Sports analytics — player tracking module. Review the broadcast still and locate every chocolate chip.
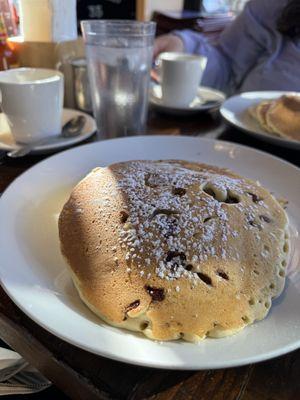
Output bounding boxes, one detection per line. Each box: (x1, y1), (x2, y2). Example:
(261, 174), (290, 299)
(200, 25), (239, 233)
(120, 211), (129, 223)
(140, 321), (149, 330)
(248, 219), (262, 230)
(151, 211), (180, 238)
(203, 187), (215, 197)
(145, 173), (166, 188)
(165, 251), (190, 272)
(217, 270), (229, 280)
(170, 262), (179, 272)
(164, 217), (179, 238)
(145, 173), (157, 188)
(197, 272), (212, 286)
(166, 251), (186, 262)
(172, 187), (186, 196)
(259, 215), (272, 223)
(125, 300), (140, 313)
(247, 192), (263, 203)
(225, 195), (239, 204)
(185, 264), (193, 271)
(145, 286), (165, 301)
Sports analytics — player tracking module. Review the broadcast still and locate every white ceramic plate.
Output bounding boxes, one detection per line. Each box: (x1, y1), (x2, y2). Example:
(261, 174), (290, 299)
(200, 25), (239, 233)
(0, 108), (96, 154)
(150, 84), (226, 115)
(220, 91), (300, 150)
(0, 136), (299, 370)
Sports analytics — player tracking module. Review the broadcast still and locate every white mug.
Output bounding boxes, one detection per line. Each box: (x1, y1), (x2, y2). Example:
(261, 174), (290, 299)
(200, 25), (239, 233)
(0, 68), (64, 144)
(158, 52), (207, 108)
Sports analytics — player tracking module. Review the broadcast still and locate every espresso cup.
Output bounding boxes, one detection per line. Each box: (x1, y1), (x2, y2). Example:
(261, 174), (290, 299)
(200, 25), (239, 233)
(0, 68), (64, 144)
(159, 52), (207, 108)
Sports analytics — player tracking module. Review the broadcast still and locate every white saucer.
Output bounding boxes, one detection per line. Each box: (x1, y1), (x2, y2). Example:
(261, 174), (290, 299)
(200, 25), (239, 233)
(150, 84), (226, 115)
(220, 91), (300, 150)
(0, 108), (97, 154)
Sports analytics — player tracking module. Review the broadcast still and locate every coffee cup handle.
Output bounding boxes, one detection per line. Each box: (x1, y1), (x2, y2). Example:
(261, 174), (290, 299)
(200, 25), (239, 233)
(0, 89), (8, 117)
(0, 89), (13, 131)
(151, 57), (162, 84)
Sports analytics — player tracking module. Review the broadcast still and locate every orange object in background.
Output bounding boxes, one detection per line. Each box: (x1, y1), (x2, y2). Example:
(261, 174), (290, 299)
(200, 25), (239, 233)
(0, 0), (19, 70)
(0, 15), (18, 70)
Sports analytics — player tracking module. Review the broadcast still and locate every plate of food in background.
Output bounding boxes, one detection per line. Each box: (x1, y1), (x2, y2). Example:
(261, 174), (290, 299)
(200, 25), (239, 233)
(220, 91), (300, 149)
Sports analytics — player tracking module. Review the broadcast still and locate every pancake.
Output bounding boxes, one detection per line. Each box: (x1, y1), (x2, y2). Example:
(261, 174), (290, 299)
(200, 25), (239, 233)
(249, 94), (300, 141)
(58, 160), (289, 342)
(265, 94), (300, 140)
(248, 101), (275, 133)
(256, 101), (276, 132)
(248, 104), (259, 121)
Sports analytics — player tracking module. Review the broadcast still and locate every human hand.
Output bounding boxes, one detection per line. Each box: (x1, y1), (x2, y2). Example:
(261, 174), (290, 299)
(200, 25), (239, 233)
(153, 34), (184, 59)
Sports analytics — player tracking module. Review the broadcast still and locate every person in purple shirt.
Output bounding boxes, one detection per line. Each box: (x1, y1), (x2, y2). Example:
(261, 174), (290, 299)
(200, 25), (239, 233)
(154, 0), (300, 94)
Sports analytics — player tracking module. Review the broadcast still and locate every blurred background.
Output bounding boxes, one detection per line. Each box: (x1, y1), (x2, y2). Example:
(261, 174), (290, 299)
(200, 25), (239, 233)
(0, 0), (249, 109)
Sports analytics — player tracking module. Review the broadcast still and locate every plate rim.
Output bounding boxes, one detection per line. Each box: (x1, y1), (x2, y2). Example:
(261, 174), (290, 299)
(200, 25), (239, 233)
(3, 135), (299, 187)
(220, 91), (300, 148)
(1, 135), (300, 370)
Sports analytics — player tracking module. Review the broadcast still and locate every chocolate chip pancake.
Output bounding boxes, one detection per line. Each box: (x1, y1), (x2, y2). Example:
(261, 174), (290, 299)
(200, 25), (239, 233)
(58, 160), (289, 342)
(249, 94), (300, 141)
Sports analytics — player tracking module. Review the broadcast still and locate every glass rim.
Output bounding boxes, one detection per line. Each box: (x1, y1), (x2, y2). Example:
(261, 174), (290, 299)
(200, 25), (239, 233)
(81, 20), (156, 37)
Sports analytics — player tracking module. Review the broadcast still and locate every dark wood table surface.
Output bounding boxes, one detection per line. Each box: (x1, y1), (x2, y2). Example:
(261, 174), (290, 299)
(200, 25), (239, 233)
(0, 109), (299, 400)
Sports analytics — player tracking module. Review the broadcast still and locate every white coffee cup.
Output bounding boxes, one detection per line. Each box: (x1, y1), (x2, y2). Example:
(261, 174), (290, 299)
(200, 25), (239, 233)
(158, 52), (207, 108)
(0, 68), (64, 144)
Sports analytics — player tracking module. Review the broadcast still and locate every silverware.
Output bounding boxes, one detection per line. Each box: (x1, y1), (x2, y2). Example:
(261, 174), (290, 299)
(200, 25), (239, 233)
(0, 358), (28, 383)
(7, 115), (86, 158)
(0, 347), (51, 396)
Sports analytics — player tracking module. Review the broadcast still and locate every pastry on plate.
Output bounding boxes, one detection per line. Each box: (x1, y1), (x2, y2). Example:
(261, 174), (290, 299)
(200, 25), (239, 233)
(249, 100), (274, 132)
(59, 160), (289, 342)
(249, 93), (300, 141)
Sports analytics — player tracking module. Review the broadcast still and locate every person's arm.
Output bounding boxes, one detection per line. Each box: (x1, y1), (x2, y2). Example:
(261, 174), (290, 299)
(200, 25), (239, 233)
(173, 0), (273, 93)
(173, 30), (233, 93)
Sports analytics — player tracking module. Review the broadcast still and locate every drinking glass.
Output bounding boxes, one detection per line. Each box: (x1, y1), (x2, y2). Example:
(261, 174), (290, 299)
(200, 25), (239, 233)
(81, 20), (156, 138)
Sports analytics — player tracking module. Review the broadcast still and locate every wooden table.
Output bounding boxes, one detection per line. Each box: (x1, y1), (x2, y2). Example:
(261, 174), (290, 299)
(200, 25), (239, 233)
(0, 110), (299, 400)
